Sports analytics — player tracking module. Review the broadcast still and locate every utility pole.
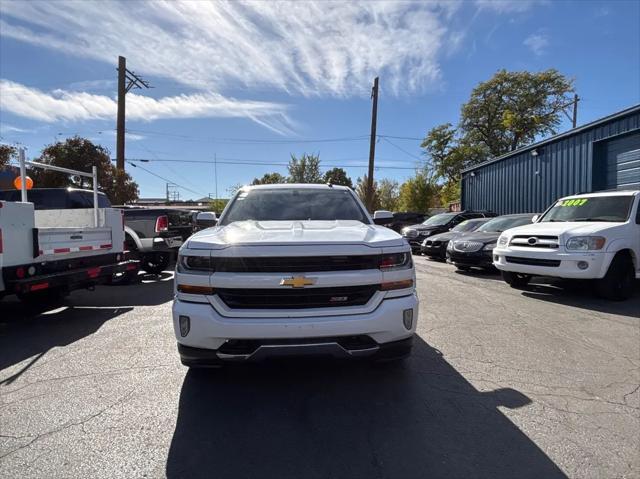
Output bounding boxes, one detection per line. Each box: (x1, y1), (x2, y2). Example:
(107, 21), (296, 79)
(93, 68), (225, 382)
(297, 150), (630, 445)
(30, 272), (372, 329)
(214, 153), (218, 201)
(572, 93), (580, 129)
(366, 77), (379, 212)
(116, 55), (151, 171)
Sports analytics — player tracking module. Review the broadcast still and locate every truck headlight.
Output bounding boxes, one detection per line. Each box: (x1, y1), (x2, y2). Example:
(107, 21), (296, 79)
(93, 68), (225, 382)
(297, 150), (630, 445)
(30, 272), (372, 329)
(179, 255), (214, 271)
(379, 252), (411, 269)
(497, 235), (508, 247)
(483, 243), (497, 251)
(565, 236), (606, 251)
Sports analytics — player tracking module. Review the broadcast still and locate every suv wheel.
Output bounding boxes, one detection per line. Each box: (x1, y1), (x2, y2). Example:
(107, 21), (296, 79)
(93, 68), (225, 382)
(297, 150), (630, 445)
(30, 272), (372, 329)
(501, 271), (531, 289)
(596, 255), (635, 301)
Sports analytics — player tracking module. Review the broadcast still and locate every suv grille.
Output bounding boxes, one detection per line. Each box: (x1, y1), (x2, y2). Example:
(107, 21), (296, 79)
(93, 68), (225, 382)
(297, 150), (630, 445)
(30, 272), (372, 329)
(213, 255), (379, 272)
(216, 285), (378, 309)
(506, 256), (561, 267)
(510, 235), (559, 249)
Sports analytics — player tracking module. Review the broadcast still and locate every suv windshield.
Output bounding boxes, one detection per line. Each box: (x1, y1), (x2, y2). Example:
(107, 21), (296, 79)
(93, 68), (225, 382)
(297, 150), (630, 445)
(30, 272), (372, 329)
(540, 195), (635, 223)
(421, 213), (456, 226)
(219, 188), (368, 225)
(477, 215), (533, 233)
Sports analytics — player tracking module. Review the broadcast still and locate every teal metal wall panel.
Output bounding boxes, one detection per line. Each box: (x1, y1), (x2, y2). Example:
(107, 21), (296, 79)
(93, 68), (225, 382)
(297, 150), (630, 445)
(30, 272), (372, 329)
(462, 106), (640, 214)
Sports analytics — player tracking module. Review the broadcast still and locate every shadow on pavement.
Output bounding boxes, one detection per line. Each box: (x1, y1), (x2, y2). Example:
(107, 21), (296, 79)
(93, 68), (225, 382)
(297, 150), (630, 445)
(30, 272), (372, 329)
(0, 304), (132, 384)
(453, 268), (503, 281)
(521, 280), (640, 318)
(166, 336), (566, 479)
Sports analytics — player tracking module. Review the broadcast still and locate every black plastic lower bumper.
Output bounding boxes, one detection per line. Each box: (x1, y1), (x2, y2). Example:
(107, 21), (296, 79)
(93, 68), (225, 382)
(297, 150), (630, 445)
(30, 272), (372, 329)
(178, 335), (413, 367)
(447, 250), (494, 268)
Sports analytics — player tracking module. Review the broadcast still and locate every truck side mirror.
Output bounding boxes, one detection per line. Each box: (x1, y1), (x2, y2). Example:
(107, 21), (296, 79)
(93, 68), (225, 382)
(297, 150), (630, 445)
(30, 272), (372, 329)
(373, 210), (394, 225)
(196, 211), (218, 228)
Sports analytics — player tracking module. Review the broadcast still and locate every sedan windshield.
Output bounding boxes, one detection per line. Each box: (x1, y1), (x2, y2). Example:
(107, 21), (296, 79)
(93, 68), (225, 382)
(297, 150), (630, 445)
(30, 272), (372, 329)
(540, 195), (634, 223)
(219, 188), (369, 225)
(477, 215), (534, 233)
(451, 219), (486, 233)
(421, 213), (456, 226)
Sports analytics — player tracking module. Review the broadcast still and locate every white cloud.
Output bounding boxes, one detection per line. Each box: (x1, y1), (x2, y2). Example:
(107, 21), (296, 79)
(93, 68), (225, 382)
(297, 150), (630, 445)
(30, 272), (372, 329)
(0, 80), (293, 135)
(0, 1), (456, 98)
(524, 32), (550, 56)
(475, 0), (547, 13)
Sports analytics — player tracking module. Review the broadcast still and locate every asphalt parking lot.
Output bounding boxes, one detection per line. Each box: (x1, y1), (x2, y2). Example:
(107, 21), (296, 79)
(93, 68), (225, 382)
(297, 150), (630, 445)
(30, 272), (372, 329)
(1, 258), (638, 479)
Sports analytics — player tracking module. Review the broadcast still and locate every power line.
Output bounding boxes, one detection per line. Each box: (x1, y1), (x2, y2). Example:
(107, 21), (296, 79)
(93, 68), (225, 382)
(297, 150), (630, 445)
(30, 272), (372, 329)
(125, 128), (369, 145)
(124, 158), (418, 170)
(377, 134), (424, 141)
(127, 161), (207, 197)
(380, 137), (424, 162)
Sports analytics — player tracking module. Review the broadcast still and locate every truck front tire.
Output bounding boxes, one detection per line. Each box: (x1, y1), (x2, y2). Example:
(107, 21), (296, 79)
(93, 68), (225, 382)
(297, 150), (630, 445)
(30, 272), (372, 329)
(596, 255), (636, 301)
(501, 271), (531, 289)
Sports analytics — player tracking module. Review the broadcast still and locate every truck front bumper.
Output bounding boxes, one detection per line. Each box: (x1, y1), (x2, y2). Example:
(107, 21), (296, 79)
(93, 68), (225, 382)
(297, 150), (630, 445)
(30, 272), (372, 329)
(493, 247), (611, 279)
(172, 293), (418, 364)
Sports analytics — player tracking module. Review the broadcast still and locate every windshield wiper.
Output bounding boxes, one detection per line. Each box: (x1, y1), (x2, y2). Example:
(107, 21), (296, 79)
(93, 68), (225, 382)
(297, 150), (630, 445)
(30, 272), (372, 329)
(572, 218), (618, 222)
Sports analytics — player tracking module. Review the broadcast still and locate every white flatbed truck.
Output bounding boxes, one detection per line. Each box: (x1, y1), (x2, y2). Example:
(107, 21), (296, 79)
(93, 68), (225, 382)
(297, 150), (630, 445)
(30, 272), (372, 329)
(0, 151), (138, 303)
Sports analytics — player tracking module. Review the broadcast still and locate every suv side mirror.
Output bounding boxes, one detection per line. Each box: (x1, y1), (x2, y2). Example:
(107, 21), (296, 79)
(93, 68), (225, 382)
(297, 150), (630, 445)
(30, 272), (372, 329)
(196, 211), (218, 228)
(373, 210), (394, 225)
(531, 215), (539, 223)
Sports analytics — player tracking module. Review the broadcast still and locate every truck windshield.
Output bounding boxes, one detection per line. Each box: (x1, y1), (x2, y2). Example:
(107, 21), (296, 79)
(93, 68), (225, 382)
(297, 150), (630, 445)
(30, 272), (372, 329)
(540, 196), (634, 223)
(219, 188), (369, 225)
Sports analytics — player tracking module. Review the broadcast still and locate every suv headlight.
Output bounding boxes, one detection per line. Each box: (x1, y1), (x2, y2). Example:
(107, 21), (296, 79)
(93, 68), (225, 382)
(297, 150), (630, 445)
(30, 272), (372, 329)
(497, 235), (508, 247)
(483, 243), (497, 251)
(179, 255), (214, 271)
(565, 236), (606, 251)
(447, 241), (454, 251)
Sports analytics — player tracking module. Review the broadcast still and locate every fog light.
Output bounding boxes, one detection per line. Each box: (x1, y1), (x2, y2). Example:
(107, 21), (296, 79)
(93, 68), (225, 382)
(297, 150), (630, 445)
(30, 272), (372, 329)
(577, 261), (589, 270)
(179, 315), (190, 337)
(27, 266), (36, 276)
(402, 309), (413, 330)
(493, 255), (499, 262)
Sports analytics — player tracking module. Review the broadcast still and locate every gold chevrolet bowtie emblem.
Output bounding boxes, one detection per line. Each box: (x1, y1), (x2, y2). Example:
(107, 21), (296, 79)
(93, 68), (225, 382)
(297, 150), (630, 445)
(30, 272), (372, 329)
(280, 276), (316, 288)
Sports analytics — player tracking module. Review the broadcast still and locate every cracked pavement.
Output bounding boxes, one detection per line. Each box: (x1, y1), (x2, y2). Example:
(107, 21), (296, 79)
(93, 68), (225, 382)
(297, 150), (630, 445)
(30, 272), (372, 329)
(0, 259), (638, 478)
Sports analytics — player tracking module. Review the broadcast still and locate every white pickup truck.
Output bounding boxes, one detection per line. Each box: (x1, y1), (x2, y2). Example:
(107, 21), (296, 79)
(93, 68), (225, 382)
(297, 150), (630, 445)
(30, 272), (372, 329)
(172, 184), (418, 367)
(0, 158), (138, 303)
(493, 190), (640, 300)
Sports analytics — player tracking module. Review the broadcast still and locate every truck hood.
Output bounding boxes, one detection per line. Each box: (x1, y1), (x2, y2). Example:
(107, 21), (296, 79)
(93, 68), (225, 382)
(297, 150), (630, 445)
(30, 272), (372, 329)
(185, 220), (404, 249)
(504, 221), (627, 238)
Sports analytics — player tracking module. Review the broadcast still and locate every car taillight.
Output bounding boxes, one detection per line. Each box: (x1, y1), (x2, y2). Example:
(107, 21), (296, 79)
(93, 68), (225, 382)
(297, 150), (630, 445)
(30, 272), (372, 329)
(155, 215), (169, 233)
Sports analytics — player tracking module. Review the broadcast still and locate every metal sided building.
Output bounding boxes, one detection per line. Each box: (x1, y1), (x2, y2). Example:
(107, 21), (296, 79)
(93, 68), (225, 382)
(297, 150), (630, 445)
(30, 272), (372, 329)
(461, 104), (640, 214)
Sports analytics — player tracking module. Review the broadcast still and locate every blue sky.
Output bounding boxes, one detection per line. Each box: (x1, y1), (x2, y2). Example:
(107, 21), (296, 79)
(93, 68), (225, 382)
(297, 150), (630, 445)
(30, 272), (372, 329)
(1, 0), (638, 200)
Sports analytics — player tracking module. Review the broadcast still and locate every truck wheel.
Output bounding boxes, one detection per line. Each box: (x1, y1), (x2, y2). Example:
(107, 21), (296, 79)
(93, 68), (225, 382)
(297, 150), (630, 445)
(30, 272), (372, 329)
(107, 269), (139, 286)
(596, 255), (635, 301)
(142, 253), (171, 274)
(501, 271), (531, 289)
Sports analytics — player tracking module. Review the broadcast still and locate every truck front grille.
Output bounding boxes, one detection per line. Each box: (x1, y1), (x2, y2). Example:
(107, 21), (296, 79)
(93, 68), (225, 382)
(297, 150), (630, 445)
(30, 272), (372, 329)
(510, 235), (559, 248)
(212, 255), (380, 272)
(505, 256), (561, 267)
(216, 285), (378, 309)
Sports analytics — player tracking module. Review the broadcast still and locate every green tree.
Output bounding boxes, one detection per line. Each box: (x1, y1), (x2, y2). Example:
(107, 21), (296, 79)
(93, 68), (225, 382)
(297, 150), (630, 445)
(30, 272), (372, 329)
(32, 136), (139, 204)
(0, 145), (17, 169)
(440, 180), (461, 205)
(397, 171), (439, 212)
(355, 175), (379, 211)
(460, 69), (574, 156)
(288, 153), (323, 183)
(377, 178), (399, 211)
(252, 172), (287, 185)
(323, 167), (353, 188)
(208, 198), (228, 213)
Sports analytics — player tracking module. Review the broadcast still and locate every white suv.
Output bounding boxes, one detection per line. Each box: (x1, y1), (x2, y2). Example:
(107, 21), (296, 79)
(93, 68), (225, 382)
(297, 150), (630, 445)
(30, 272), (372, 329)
(493, 190), (640, 300)
(172, 184), (418, 367)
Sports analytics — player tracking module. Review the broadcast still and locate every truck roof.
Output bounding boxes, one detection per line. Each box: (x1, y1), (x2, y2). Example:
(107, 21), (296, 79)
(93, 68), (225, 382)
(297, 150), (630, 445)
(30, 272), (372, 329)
(559, 190), (639, 200)
(242, 183), (352, 191)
